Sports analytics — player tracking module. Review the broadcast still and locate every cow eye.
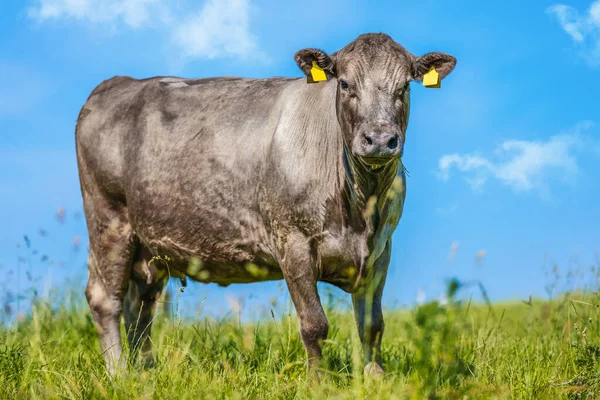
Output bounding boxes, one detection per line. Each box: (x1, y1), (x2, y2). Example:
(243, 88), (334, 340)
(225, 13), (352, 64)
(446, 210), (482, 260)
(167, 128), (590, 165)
(340, 80), (349, 90)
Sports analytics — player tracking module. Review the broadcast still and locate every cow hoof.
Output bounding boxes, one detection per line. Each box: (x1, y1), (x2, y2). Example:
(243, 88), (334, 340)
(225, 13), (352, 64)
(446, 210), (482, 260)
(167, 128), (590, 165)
(364, 362), (384, 379)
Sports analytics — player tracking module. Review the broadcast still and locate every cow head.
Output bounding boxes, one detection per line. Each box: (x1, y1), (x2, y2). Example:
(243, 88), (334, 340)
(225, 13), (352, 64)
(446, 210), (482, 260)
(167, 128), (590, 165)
(295, 33), (456, 170)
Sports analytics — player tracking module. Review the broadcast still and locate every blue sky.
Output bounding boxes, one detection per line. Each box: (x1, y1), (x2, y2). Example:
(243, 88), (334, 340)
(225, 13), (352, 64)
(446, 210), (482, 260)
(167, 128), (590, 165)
(1, 0), (600, 319)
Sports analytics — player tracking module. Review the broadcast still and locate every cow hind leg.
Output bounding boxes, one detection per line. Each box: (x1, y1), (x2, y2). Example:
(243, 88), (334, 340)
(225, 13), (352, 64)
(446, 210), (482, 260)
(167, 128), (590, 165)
(123, 247), (168, 368)
(85, 210), (137, 376)
(79, 156), (138, 375)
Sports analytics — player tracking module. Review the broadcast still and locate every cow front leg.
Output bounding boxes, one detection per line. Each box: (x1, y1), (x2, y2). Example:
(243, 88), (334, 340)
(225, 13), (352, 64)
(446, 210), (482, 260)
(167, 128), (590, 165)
(352, 241), (390, 377)
(281, 234), (329, 375)
(287, 277), (328, 373)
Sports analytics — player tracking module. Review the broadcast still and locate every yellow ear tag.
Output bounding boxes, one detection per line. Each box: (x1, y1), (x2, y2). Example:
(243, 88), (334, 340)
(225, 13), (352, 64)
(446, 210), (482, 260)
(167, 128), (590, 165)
(308, 61), (327, 83)
(422, 66), (440, 88)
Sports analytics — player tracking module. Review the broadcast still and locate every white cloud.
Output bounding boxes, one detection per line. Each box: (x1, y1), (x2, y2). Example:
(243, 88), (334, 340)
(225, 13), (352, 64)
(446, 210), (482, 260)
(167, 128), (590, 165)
(173, 0), (262, 61)
(547, 4), (586, 42)
(27, 0), (263, 63)
(437, 121), (595, 194)
(27, 0), (166, 28)
(547, 1), (600, 67)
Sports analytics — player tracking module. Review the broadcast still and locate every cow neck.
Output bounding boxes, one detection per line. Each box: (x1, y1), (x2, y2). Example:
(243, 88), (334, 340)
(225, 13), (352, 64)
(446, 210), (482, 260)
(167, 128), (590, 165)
(341, 142), (399, 232)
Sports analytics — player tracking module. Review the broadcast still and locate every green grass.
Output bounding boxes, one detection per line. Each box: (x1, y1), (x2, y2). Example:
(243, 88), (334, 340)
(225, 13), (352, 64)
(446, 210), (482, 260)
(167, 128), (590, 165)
(2, 285), (600, 399)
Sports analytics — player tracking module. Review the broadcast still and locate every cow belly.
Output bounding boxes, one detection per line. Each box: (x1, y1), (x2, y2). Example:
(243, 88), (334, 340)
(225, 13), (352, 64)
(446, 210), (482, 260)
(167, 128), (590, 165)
(185, 258), (284, 286)
(138, 235), (283, 286)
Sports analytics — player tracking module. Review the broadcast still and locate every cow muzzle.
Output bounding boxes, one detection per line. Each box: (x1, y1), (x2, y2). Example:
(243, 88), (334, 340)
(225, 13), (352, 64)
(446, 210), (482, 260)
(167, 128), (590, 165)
(353, 130), (403, 167)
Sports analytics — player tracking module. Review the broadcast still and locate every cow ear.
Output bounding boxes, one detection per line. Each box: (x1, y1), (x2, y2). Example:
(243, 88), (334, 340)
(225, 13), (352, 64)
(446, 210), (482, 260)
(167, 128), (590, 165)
(294, 48), (336, 78)
(412, 52), (456, 82)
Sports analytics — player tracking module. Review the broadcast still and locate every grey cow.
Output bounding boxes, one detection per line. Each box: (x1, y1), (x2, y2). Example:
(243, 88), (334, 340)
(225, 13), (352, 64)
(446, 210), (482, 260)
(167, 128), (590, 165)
(75, 33), (456, 377)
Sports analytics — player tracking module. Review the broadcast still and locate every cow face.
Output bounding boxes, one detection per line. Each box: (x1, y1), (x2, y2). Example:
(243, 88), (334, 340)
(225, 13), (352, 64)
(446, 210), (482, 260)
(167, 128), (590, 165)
(295, 33), (456, 169)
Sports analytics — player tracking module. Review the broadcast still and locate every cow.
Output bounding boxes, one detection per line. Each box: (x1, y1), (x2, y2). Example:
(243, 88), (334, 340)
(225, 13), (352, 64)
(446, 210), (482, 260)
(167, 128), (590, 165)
(75, 32), (456, 377)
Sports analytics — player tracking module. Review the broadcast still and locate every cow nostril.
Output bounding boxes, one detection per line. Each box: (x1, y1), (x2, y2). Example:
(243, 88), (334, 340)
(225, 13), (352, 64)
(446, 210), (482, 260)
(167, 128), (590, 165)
(364, 134), (373, 146)
(387, 136), (398, 150)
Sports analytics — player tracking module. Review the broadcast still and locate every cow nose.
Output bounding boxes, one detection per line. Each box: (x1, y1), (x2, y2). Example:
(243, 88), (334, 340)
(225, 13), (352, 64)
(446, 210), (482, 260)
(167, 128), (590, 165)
(362, 131), (401, 154)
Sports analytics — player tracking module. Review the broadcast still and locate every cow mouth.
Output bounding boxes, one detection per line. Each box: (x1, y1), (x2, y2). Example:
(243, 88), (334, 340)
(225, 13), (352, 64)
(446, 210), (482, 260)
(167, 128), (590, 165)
(360, 157), (391, 172)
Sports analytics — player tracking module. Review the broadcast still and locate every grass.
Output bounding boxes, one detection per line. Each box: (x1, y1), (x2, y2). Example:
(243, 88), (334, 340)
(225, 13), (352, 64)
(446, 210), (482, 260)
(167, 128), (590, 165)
(2, 281), (600, 399)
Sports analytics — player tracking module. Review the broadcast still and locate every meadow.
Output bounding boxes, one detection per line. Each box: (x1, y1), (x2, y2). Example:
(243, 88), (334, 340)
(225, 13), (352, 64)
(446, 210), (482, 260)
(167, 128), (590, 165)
(2, 272), (600, 399)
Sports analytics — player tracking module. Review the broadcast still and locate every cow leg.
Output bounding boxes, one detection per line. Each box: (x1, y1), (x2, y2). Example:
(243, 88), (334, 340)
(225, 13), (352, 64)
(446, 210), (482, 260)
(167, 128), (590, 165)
(85, 212), (136, 376)
(281, 234), (329, 375)
(352, 241), (390, 377)
(80, 162), (137, 376)
(123, 247), (167, 368)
